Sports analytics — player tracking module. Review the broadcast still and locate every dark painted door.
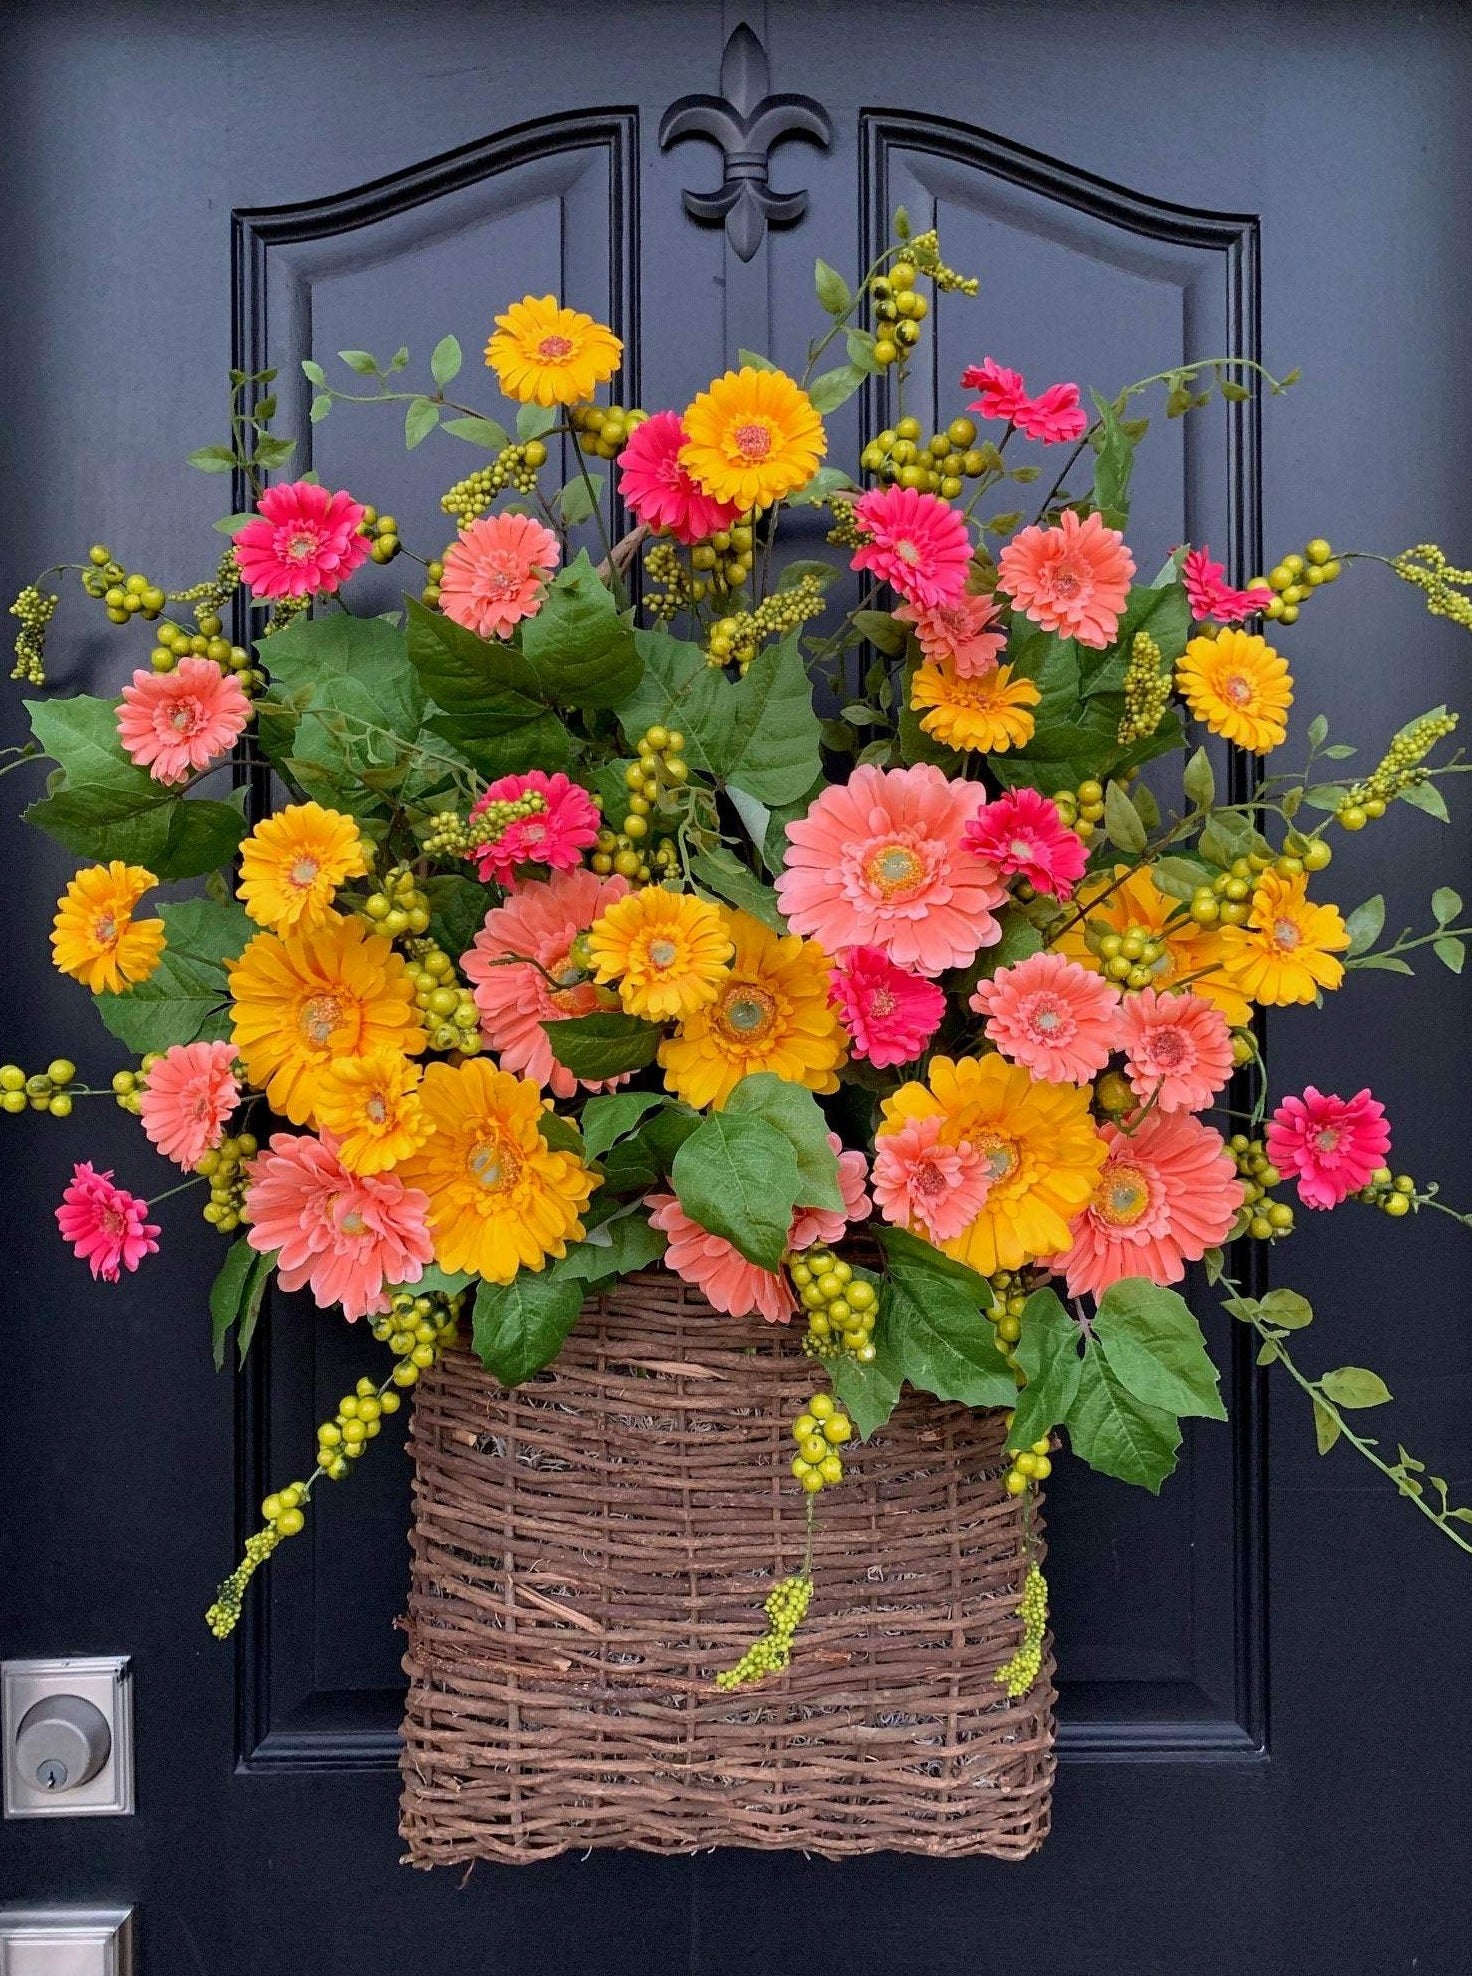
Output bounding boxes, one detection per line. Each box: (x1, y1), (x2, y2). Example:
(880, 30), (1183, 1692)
(3, 4), (1470, 1971)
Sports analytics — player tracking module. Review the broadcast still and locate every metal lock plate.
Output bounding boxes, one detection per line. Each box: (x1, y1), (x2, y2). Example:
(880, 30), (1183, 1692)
(1, 1660), (133, 1819)
(0, 1906), (134, 1976)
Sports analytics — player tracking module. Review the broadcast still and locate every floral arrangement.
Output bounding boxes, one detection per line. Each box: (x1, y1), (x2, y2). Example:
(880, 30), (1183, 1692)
(10, 216), (1472, 1686)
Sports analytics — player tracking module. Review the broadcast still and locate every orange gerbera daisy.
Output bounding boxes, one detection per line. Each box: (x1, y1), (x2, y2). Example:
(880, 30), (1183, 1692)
(587, 887), (734, 1022)
(1175, 628), (1292, 753)
(909, 658), (1040, 754)
(236, 802), (368, 933)
(1217, 869), (1349, 1005)
(51, 862), (166, 993)
(1052, 864), (1252, 1028)
(313, 1048), (434, 1175)
(680, 367), (826, 510)
(228, 912), (424, 1127)
(484, 295), (623, 407)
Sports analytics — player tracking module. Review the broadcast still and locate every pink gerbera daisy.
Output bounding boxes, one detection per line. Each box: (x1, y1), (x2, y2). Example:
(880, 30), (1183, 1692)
(647, 1192), (798, 1324)
(961, 359), (1089, 444)
(971, 950), (1122, 1083)
(777, 763), (1007, 976)
(234, 481), (371, 600)
(850, 485), (972, 610)
(137, 1040), (241, 1169)
(463, 866), (630, 1097)
(1265, 1086), (1392, 1210)
(996, 509), (1136, 650)
(829, 944), (945, 1068)
(116, 658), (251, 785)
(1116, 989), (1234, 1115)
(894, 593), (1005, 679)
(467, 769), (601, 886)
(962, 787), (1089, 899)
(1181, 546), (1274, 625)
(244, 1130), (433, 1321)
(439, 512), (561, 640)
(616, 409), (742, 544)
(56, 1163), (160, 1283)
(789, 1134), (873, 1252)
(871, 1113), (993, 1245)
(1052, 1111), (1243, 1300)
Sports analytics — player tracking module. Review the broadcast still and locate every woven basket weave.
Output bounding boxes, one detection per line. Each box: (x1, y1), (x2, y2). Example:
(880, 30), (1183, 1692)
(398, 1268), (1055, 1863)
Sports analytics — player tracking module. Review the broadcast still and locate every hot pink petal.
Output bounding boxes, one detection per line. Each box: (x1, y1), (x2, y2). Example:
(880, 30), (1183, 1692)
(962, 787), (1089, 899)
(1265, 1086), (1391, 1210)
(56, 1163), (160, 1283)
(851, 485), (973, 609)
(829, 945), (945, 1068)
(961, 359), (1087, 444)
(234, 481), (371, 599)
(616, 410), (742, 544)
(467, 770), (601, 886)
(1181, 546), (1274, 625)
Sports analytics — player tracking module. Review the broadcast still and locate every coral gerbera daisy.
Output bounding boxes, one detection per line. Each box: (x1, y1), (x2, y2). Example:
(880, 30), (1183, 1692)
(679, 366), (826, 510)
(850, 485), (972, 609)
(244, 1131), (434, 1321)
(961, 359), (1090, 444)
(398, 1059), (598, 1283)
(484, 294), (623, 407)
(236, 802), (369, 934)
(658, 907), (846, 1111)
(1176, 628), (1293, 753)
(616, 409), (741, 544)
(1265, 1085), (1392, 1210)
(971, 951), (1122, 1084)
(116, 656), (251, 785)
(313, 1048), (434, 1176)
(1181, 546), (1274, 625)
(1217, 869), (1349, 1006)
(909, 657), (1040, 754)
(871, 1112), (993, 1245)
(234, 482), (371, 600)
(56, 1163), (160, 1283)
(1116, 988), (1234, 1114)
(137, 1040), (240, 1169)
(1051, 1111), (1243, 1300)
(962, 787), (1088, 898)
(829, 944), (945, 1068)
(1053, 865), (1252, 1028)
(877, 1053), (1107, 1276)
(586, 887), (734, 1022)
(467, 769), (600, 886)
(777, 763), (1008, 976)
(227, 911), (424, 1128)
(463, 867), (630, 1097)
(51, 861), (166, 994)
(646, 1192), (797, 1324)
(996, 508), (1136, 649)
(439, 512), (562, 641)
(894, 592), (1006, 678)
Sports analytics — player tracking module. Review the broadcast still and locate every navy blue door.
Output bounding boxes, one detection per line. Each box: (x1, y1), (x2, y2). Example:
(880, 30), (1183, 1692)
(3, 5), (1470, 1970)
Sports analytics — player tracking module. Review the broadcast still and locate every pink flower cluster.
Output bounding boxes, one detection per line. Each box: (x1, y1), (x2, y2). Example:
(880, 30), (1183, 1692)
(961, 358), (1089, 445)
(1182, 546), (1274, 625)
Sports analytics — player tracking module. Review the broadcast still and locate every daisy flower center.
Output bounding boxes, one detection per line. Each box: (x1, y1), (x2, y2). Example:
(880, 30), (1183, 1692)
(1273, 917), (1303, 950)
(1048, 563), (1084, 600)
(536, 335), (575, 362)
(1146, 1027), (1191, 1068)
(866, 985), (898, 1019)
(168, 699), (206, 735)
(469, 1133), (519, 1194)
(1097, 1161), (1151, 1227)
(913, 1158), (950, 1199)
(973, 1131), (1018, 1185)
(300, 993), (344, 1047)
(895, 537), (922, 566)
(647, 936), (681, 969)
(288, 855), (322, 890)
(100, 1205), (126, 1238)
(1313, 1125), (1342, 1154)
(285, 528), (323, 563)
(480, 549), (534, 602)
(93, 912), (119, 946)
(717, 984), (777, 1040)
(1223, 673), (1254, 706)
(338, 1209), (367, 1238)
(366, 1093), (389, 1125)
(1008, 836), (1037, 862)
(733, 421), (772, 461)
(865, 843), (927, 899)
(1021, 993), (1072, 1038)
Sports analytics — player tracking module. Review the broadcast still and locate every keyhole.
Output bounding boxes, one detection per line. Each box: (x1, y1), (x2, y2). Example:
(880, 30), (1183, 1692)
(36, 1757), (68, 1790)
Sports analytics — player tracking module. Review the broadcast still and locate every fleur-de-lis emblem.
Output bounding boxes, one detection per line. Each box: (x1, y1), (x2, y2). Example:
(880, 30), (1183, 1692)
(660, 23), (834, 262)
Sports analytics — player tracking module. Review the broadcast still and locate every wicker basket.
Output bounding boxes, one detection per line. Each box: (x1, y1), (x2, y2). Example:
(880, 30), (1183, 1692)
(398, 1268), (1055, 1863)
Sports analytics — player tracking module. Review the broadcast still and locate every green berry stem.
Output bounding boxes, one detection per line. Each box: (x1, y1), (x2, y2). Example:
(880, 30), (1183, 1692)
(567, 426), (624, 611)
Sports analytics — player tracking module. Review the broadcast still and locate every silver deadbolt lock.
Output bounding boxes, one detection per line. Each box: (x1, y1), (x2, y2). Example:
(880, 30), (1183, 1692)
(15, 1694), (112, 1794)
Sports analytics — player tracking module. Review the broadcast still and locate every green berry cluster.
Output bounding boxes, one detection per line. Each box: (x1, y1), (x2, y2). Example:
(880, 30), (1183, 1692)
(904, 228), (980, 295)
(859, 414), (989, 498)
(196, 1132), (256, 1235)
(1116, 630), (1172, 746)
(420, 558), (446, 609)
(689, 517), (758, 592)
(405, 938), (482, 1055)
(706, 576), (828, 673)
(440, 441), (550, 524)
(642, 540), (697, 620)
(1005, 1438), (1055, 1497)
(9, 585), (58, 685)
(792, 1249), (878, 1361)
(994, 1562), (1048, 1698)
(1391, 543), (1472, 632)
(468, 791), (547, 863)
(789, 1390), (854, 1494)
(205, 1525), (283, 1639)
(986, 1271), (1031, 1350)
(82, 545), (167, 624)
(1227, 1135), (1295, 1243)
(1336, 710), (1458, 830)
(367, 1288), (461, 1392)
(359, 506), (401, 565)
(151, 617), (256, 685)
(714, 1572), (813, 1690)
(1252, 536), (1340, 626)
(591, 726), (687, 884)
(867, 258), (930, 368)
(166, 547), (241, 622)
(314, 1372), (401, 1479)
(1353, 1165), (1416, 1218)
(568, 404), (647, 460)
(1187, 842), (1332, 928)
(110, 1062), (153, 1115)
(1052, 778), (1107, 843)
(1088, 922), (1167, 991)
(419, 810), (480, 859)
(360, 863), (430, 941)
(0, 1058), (77, 1117)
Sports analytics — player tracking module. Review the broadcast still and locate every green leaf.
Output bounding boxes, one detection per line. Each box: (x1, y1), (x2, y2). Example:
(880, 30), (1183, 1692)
(1344, 894), (1385, 956)
(557, 474), (605, 525)
(873, 1226), (1014, 1410)
(845, 328), (882, 375)
(807, 363), (866, 414)
(1435, 936), (1466, 974)
(1351, 953), (1414, 975)
(472, 1266), (588, 1387)
(425, 705), (572, 781)
(405, 397), (440, 449)
(430, 334), (463, 387)
(1089, 389), (1135, 526)
(786, 464), (856, 506)
(442, 414), (511, 449)
(309, 394), (332, 424)
(187, 444), (237, 474)
(1006, 1289), (1083, 1450)
(544, 1010), (662, 1081)
(1258, 1287), (1314, 1329)
(814, 258), (853, 316)
(410, 1263), (476, 1300)
(1399, 780), (1450, 822)
(1313, 1400), (1342, 1455)
(422, 873), (491, 956)
(1320, 1366), (1393, 1409)
(580, 1091), (670, 1165)
(722, 1073), (843, 1211)
(1103, 779), (1148, 854)
(251, 434), (296, 469)
(337, 349), (380, 374)
(1306, 713), (1329, 749)
(210, 1239), (275, 1370)
(1183, 746), (1216, 810)
(213, 512), (257, 535)
(1150, 854), (1215, 903)
(671, 1112), (803, 1270)
(536, 1111), (585, 1156)
(1067, 1346), (1182, 1492)
(688, 845), (787, 932)
(1092, 1279), (1227, 1421)
(516, 402), (557, 441)
(94, 897), (253, 1053)
(1433, 886), (1463, 926)
(519, 551), (642, 708)
(576, 1209), (667, 1277)
(853, 608), (907, 657)
(300, 359), (326, 386)
(736, 348), (779, 372)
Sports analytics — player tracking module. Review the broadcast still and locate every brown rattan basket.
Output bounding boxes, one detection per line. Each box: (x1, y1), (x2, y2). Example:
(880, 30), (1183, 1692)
(398, 1268), (1055, 1864)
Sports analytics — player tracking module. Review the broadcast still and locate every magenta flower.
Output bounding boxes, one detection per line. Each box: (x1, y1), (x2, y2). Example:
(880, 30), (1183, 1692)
(962, 787), (1089, 899)
(1265, 1086), (1392, 1209)
(467, 770), (601, 887)
(850, 485), (972, 609)
(961, 358), (1089, 444)
(234, 482), (372, 600)
(616, 410), (742, 545)
(830, 945), (945, 1068)
(1181, 546), (1274, 625)
(56, 1163), (160, 1283)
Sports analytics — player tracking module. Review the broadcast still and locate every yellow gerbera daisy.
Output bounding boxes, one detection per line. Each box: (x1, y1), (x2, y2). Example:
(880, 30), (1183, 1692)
(909, 659), (1041, 754)
(878, 1053), (1107, 1277)
(1175, 628), (1292, 753)
(658, 907), (846, 1110)
(314, 1047), (433, 1175)
(484, 295), (623, 407)
(399, 1060), (598, 1283)
(228, 912), (424, 1127)
(1217, 869), (1349, 1006)
(1052, 864), (1252, 1028)
(51, 861), (166, 994)
(237, 801), (369, 933)
(587, 887), (734, 1022)
(679, 367), (826, 510)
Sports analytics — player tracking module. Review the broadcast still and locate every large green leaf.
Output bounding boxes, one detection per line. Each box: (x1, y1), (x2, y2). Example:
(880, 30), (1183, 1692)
(519, 551), (642, 709)
(210, 1238), (275, 1369)
(472, 1265), (588, 1387)
(670, 1111), (803, 1270)
(580, 1091), (671, 1165)
(1006, 629), (1080, 729)
(93, 897), (252, 1052)
(1006, 1288), (1083, 1451)
(1092, 1279), (1227, 1421)
(543, 1011), (662, 1081)
(574, 1209), (667, 1278)
(873, 1225), (1015, 1409)
(688, 845), (787, 932)
(1067, 1345), (1182, 1492)
(424, 706), (572, 779)
(829, 1278), (904, 1440)
(722, 1073), (843, 1211)
(405, 596), (540, 712)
